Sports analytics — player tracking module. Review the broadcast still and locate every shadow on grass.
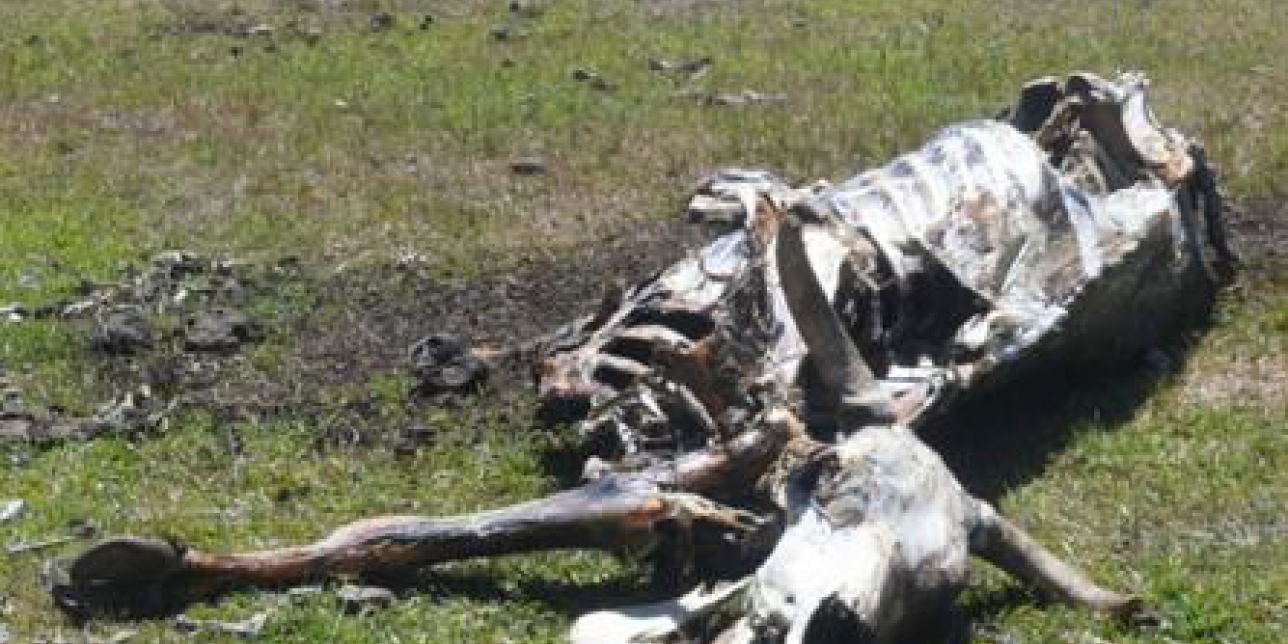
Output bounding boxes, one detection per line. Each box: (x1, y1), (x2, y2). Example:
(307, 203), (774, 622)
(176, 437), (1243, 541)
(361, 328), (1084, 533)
(387, 568), (662, 617)
(924, 362), (1167, 503)
(912, 313), (1220, 639)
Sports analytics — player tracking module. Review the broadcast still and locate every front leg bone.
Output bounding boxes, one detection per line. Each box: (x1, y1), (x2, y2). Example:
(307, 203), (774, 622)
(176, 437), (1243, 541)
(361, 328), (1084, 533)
(53, 479), (750, 618)
(53, 423), (793, 619)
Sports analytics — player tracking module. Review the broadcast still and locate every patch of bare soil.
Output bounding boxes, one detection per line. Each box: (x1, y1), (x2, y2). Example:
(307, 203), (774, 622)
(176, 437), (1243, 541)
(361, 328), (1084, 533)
(247, 217), (711, 447)
(1179, 352), (1287, 409)
(3, 217), (710, 449)
(1172, 194), (1288, 409)
(277, 216), (713, 435)
(1226, 193), (1288, 272)
(296, 218), (710, 387)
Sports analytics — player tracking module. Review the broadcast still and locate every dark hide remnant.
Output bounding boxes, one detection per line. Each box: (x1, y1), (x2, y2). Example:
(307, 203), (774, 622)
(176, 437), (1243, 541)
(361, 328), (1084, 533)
(409, 333), (491, 395)
(53, 73), (1232, 643)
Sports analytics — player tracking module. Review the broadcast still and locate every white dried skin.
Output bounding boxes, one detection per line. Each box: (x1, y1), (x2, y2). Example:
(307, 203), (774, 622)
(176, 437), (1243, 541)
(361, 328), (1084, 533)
(546, 73), (1220, 450)
(741, 425), (977, 644)
(573, 425), (981, 644)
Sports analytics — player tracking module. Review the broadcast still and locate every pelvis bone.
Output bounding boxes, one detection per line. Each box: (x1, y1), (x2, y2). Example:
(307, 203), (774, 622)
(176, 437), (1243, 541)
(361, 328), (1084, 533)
(55, 72), (1231, 643)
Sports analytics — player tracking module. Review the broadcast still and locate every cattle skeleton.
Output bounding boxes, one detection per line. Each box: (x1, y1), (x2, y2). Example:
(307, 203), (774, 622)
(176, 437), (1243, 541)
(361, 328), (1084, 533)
(54, 72), (1233, 643)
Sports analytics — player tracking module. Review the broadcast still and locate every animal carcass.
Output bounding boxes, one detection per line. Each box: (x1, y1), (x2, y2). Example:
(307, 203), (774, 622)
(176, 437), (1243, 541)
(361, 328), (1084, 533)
(53, 72), (1232, 643)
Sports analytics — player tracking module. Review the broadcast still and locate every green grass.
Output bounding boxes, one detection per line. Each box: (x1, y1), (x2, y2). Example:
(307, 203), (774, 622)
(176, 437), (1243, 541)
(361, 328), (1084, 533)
(2, 0), (1286, 642)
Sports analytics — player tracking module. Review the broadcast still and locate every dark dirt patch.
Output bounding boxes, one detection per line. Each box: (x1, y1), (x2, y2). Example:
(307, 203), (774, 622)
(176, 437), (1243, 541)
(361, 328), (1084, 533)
(265, 217), (712, 446)
(1226, 193), (1288, 272)
(19, 217), (711, 448)
(290, 218), (709, 388)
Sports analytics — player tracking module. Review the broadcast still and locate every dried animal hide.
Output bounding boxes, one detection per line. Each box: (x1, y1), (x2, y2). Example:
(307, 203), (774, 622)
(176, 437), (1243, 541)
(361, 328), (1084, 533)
(54, 73), (1231, 643)
(538, 72), (1230, 449)
(545, 72), (1231, 643)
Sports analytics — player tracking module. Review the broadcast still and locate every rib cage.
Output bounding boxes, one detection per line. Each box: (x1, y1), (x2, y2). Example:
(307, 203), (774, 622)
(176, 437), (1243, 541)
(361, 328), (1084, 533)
(536, 72), (1230, 455)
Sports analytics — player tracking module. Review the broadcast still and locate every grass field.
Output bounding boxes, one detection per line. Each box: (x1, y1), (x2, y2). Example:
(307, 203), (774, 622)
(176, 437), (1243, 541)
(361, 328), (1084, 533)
(1, 0), (1285, 642)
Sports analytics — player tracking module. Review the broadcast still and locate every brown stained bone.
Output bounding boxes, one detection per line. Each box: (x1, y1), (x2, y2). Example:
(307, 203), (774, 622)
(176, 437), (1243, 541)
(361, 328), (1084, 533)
(59, 482), (734, 615)
(55, 423), (791, 616)
(652, 336), (730, 434)
(177, 481), (744, 584)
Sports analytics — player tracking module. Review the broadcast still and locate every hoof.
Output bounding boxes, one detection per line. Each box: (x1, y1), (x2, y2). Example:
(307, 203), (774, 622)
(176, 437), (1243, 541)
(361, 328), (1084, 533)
(1113, 596), (1159, 627)
(52, 537), (186, 620)
(70, 537), (185, 585)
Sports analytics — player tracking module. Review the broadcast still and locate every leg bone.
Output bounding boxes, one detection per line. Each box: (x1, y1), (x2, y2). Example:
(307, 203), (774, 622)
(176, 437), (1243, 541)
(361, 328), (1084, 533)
(56, 477), (745, 617)
(970, 501), (1140, 618)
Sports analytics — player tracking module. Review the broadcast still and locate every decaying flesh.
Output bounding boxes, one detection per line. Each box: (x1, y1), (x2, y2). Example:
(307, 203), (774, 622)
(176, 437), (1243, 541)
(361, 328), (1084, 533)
(54, 72), (1232, 642)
